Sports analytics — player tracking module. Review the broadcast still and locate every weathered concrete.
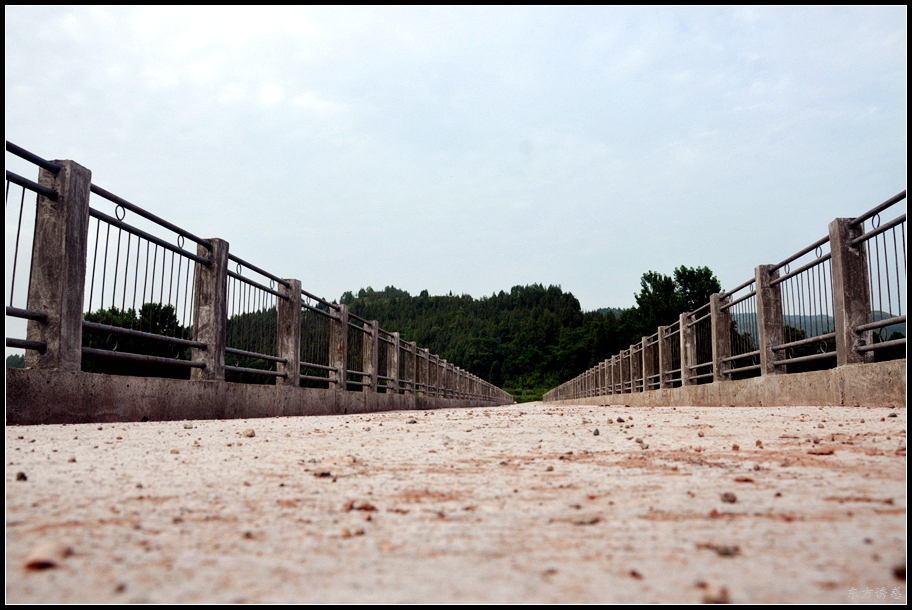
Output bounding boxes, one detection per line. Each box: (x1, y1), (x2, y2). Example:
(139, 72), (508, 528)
(190, 238), (229, 381)
(25, 160), (92, 372)
(275, 278), (302, 386)
(546, 359), (905, 409)
(830, 217), (873, 365)
(5, 403), (905, 603)
(5, 368), (510, 426)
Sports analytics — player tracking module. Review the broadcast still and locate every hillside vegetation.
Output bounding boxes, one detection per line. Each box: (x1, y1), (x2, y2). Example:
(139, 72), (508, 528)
(342, 266), (721, 401)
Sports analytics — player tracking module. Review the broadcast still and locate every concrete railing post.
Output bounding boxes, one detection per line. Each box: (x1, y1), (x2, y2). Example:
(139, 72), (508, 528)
(430, 353), (439, 397)
(363, 320), (379, 393)
(25, 160), (92, 371)
(421, 348), (431, 396)
(829, 218), (873, 365)
(641, 337), (649, 392)
(680, 312), (696, 386)
(191, 238), (229, 381)
(657, 326), (669, 389)
(755, 265), (785, 376)
(329, 303), (349, 389)
(407, 341), (417, 395)
(276, 279), (302, 386)
(390, 332), (400, 393)
(710, 293), (732, 383)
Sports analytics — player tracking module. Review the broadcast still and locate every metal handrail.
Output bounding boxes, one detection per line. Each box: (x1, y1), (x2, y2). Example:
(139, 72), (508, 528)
(5, 170), (57, 200)
(90, 183), (212, 249)
(6, 141), (62, 173)
(89, 207), (211, 265)
(850, 190), (906, 227)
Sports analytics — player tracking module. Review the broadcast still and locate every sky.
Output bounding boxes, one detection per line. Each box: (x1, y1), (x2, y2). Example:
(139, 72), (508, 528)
(5, 6), (907, 314)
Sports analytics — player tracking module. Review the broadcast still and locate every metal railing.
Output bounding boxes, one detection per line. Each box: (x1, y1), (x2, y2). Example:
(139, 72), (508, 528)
(719, 279), (760, 378)
(851, 193), (906, 357)
(6, 141), (511, 406)
(81, 183), (209, 374)
(224, 254), (286, 381)
(545, 190), (906, 402)
(5, 142), (54, 355)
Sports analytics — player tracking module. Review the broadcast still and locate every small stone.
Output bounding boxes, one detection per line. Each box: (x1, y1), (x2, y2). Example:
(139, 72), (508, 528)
(720, 492), (737, 503)
(183, 424), (194, 429)
(546, 466), (554, 472)
(817, 423), (824, 428)
(715, 545), (740, 557)
(635, 438), (643, 444)
(888, 413), (897, 418)
(755, 440), (763, 448)
(242, 429), (255, 438)
(617, 417), (625, 423)
(24, 542), (73, 570)
(170, 449), (179, 454)
(629, 569), (644, 579)
(732, 444), (740, 451)
(593, 429), (600, 436)
(68, 457), (76, 463)
(698, 431), (704, 437)
(16, 472), (27, 481)
(702, 587), (730, 604)
(407, 419), (417, 424)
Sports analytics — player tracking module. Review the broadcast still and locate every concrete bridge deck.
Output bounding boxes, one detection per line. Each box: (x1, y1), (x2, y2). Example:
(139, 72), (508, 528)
(5, 402), (906, 603)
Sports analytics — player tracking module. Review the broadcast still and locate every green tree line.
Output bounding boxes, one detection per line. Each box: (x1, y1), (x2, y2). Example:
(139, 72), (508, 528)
(342, 266), (721, 401)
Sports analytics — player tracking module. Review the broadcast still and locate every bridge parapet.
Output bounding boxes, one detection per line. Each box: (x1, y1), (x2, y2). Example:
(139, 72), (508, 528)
(5, 142), (512, 424)
(545, 191), (907, 406)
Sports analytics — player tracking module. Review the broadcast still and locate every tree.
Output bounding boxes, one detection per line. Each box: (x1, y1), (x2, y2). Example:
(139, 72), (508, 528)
(673, 266), (722, 313)
(634, 271), (680, 333)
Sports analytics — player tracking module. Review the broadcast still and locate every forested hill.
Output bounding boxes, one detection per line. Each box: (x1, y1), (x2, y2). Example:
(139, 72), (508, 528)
(342, 284), (608, 392)
(341, 267), (721, 400)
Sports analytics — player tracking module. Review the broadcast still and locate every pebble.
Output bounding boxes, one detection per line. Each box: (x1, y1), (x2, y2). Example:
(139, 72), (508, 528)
(720, 492), (737, 503)
(16, 472), (27, 481)
(617, 417), (625, 423)
(242, 429), (256, 438)
(593, 429), (600, 436)
(24, 542), (73, 570)
(407, 419), (417, 424)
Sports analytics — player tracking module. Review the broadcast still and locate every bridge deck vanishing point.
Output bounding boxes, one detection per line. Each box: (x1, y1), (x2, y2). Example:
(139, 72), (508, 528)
(6, 402), (906, 604)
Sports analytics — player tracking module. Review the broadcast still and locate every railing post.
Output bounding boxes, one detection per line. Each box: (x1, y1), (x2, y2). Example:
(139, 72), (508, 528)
(430, 353), (439, 397)
(755, 265), (785, 376)
(406, 341), (417, 395)
(628, 345), (638, 392)
(439, 358), (450, 398)
(389, 332), (400, 393)
(710, 293), (732, 382)
(329, 303), (349, 389)
(680, 312), (696, 386)
(191, 238), (229, 381)
(24, 160), (92, 371)
(829, 218), (873, 365)
(421, 348), (431, 396)
(640, 337), (649, 392)
(276, 278), (302, 386)
(657, 326), (669, 389)
(618, 349), (627, 393)
(363, 319), (379, 392)
(611, 356), (617, 394)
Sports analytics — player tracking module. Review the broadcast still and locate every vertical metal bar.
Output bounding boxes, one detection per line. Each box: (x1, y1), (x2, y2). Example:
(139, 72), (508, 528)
(9, 187), (27, 306)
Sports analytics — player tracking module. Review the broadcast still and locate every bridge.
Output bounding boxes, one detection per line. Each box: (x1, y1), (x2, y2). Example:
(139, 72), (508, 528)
(5, 142), (906, 603)
(545, 191), (906, 409)
(5, 142), (511, 425)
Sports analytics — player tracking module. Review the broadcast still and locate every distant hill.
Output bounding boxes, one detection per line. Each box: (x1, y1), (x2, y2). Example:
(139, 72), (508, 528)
(595, 307), (626, 318)
(730, 311), (905, 341)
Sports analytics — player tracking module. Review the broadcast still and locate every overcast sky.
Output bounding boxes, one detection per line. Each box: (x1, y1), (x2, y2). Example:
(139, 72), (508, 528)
(5, 6), (907, 312)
